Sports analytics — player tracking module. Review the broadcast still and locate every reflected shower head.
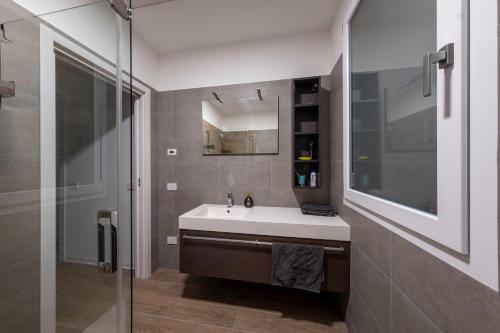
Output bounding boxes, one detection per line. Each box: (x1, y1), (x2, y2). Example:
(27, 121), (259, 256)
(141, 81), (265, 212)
(0, 24), (15, 99)
(0, 24), (12, 44)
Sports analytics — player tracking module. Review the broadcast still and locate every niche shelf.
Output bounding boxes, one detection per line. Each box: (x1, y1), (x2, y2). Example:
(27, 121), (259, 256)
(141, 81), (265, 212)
(351, 72), (382, 191)
(292, 77), (322, 189)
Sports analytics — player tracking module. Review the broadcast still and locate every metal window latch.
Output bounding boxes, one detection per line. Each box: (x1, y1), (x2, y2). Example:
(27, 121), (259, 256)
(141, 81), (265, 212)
(423, 43), (454, 97)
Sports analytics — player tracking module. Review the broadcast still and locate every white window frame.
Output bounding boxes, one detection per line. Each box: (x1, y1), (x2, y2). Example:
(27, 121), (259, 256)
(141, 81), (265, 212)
(342, 0), (498, 290)
(343, 0), (468, 253)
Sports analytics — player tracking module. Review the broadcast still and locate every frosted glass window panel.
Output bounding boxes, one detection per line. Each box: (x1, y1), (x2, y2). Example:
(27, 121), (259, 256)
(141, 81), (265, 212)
(350, 0), (437, 214)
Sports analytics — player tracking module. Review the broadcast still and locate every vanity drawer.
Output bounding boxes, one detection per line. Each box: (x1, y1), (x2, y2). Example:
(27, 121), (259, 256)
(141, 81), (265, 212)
(180, 230), (350, 293)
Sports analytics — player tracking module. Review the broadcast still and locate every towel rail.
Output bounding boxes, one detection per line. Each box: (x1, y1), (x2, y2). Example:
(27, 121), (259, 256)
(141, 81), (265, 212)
(182, 234), (345, 252)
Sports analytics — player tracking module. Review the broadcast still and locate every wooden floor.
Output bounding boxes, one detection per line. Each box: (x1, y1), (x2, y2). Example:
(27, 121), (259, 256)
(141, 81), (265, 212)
(54, 263), (348, 332)
(56, 262), (117, 332)
(133, 269), (348, 333)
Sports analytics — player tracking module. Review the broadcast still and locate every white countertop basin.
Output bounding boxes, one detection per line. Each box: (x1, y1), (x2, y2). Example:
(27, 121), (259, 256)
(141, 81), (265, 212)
(194, 205), (250, 219)
(179, 204), (350, 242)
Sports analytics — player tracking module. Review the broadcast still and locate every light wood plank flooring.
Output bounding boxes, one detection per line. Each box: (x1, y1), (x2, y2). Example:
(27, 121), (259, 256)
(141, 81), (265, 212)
(56, 262), (132, 333)
(133, 269), (348, 333)
(56, 262), (117, 332)
(55, 263), (348, 332)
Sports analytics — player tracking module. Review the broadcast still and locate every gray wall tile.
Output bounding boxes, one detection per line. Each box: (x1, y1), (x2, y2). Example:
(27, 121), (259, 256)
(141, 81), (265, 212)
(330, 192), (345, 218)
(175, 188), (220, 216)
(391, 233), (500, 333)
(269, 189), (304, 207)
(218, 189), (271, 207)
(151, 89), (160, 272)
(151, 162), (160, 189)
(390, 283), (441, 333)
(0, 110), (39, 161)
(328, 54), (500, 333)
(176, 161), (220, 190)
(158, 211), (178, 269)
(219, 161), (271, 190)
(0, 156), (40, 193)
(158, 190), (176, 212)
(270, 161), (292, 190)
(345, 206), (391, 275)
(329, 56), (344, 220)
(351, 245), (391, 332)
(2, 17), (40, 115)
(0, 257), (40, 325)
(158, 160), (176, 185)
(0, 209), (40, 269)
(172, 136), (204, 161)
(332, 160), (343, 195)
(0, 12), (41, 331)
(159, 243), (179, 270)
(152, 79), (331, 269)
(346, 286), (384, 333)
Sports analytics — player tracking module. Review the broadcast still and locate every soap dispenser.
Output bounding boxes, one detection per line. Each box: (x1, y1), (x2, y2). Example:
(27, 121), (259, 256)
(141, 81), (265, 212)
(244, 193), (254, 208)
(310, 170), (317, 188)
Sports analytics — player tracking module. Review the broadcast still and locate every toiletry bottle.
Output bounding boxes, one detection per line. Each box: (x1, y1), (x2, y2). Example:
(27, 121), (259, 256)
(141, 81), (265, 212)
(244, 193), (254, 208)
(310, 170), (317, 188)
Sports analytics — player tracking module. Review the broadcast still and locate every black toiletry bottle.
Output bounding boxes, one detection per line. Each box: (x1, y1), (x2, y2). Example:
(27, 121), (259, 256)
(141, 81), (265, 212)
(244, 193), (254, 208)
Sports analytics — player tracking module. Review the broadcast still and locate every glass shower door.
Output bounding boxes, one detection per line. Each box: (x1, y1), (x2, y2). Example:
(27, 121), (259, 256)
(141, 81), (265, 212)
(0, 0), (133, 332)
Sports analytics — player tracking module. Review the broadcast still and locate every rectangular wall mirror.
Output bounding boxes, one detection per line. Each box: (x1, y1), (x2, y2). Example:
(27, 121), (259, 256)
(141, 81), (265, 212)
(202, 95), (279, 155)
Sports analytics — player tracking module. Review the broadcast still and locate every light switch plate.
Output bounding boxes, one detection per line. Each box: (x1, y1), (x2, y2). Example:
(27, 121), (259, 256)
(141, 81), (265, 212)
(167, 236), (178, 245)
(167, 183), (177, 191)
(167, 148), (177, 156)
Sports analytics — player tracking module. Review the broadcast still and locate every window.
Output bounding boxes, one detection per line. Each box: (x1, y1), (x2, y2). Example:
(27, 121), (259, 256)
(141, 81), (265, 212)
(343, 0), (468, 253)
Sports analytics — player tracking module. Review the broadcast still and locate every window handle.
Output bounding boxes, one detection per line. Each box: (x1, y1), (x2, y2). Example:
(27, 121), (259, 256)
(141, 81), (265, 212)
(423, 43), (454, 97)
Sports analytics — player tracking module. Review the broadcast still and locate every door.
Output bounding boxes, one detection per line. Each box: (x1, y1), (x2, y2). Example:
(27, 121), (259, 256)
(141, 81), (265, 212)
(38, 0), (133, 332)
(54, 55), (134, 332)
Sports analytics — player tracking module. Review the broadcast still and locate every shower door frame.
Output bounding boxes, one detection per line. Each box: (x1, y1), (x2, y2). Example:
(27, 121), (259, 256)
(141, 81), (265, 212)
(39, 23), (152, 332)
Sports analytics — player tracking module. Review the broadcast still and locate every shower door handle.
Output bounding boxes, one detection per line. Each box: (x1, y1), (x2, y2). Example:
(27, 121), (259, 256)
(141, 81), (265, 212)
(423, 43), (454, 97)
(97, 209), (118, 273)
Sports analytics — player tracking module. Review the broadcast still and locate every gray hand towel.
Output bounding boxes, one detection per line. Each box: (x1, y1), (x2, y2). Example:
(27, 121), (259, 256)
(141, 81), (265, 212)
(271, 243), (324, 293)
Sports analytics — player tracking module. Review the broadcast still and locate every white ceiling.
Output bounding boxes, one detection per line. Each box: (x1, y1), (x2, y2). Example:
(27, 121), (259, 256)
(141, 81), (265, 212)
(133, 0), (340, 55)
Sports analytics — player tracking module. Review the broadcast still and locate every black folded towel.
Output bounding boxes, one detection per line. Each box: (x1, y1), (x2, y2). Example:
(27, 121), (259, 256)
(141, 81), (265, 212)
(271, 243), (324, 293)
(301, 204), (336, 217)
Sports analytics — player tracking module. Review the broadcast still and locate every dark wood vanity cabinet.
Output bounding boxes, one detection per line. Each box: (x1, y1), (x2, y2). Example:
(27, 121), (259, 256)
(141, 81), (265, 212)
(180, 230), (350, 294)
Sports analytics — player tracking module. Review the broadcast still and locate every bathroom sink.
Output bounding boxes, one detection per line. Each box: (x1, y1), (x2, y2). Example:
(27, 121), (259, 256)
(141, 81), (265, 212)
(179, 204), (350, 241)
(195, 205), (250, 219)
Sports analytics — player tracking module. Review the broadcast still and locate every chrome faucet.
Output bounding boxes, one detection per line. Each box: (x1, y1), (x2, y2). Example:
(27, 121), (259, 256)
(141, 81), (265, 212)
(225, 192), (234, 208)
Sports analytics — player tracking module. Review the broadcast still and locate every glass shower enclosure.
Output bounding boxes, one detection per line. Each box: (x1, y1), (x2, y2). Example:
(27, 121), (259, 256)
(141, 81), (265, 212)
(0, 0), (134, 332)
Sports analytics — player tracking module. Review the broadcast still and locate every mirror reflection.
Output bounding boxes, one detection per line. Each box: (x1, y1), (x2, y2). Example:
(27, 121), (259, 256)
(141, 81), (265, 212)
(202, 95), (279, 155)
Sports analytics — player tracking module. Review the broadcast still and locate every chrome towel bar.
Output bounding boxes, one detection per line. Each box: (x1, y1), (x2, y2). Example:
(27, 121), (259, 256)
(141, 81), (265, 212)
(182, 234), (345, 252)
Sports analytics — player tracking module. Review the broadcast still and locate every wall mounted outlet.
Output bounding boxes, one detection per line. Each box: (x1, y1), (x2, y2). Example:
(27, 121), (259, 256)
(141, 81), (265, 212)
(167, 236), (178, 245)
(167, 183), (177, 191)
(167, 148), (177, 156)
